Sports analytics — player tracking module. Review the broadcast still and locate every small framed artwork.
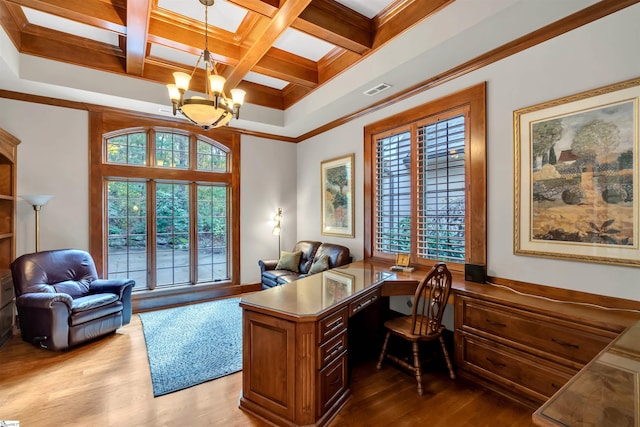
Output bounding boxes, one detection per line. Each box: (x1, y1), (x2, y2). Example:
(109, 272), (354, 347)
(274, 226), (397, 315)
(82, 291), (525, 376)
(514, 77), (640, 267)
(322, 270), (354, 306)
(395, 253), (410, 267)
(321, 154), (354, 237)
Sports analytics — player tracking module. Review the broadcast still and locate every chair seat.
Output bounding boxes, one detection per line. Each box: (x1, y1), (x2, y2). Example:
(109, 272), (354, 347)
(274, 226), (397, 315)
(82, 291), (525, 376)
(70, 294), (122, 326)
(384, 315), (443, 341)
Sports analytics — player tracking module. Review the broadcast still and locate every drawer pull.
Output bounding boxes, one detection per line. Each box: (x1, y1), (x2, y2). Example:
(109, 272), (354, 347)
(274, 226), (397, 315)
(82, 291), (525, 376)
(330, 376), (342, 386)
(485, 318), (506, 327)
(551, 383), (561, 390)
(326, 318), (343, 332)
(354, 295), (377, 313)
(327, 343), (343, 358)
(551, 338), (579, 349)
(486, 357), (506, 368)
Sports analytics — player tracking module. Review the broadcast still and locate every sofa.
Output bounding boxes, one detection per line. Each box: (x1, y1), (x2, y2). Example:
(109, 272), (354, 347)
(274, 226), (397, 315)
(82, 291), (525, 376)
(259, 240), (352, 289)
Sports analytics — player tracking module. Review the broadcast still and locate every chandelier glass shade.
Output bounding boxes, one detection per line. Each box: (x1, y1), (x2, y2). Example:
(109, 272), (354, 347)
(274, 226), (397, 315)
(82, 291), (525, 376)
(167, 0), (246, 130)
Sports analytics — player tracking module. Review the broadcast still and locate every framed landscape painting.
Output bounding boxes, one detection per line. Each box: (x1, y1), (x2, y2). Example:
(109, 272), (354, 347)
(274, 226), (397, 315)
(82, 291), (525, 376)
(514, 77), (640, 267)
(321, 154), (354, 237)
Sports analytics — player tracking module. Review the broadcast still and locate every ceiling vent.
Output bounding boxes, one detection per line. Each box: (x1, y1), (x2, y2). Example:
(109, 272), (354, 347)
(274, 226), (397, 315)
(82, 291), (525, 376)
(363, 83), (391, 96)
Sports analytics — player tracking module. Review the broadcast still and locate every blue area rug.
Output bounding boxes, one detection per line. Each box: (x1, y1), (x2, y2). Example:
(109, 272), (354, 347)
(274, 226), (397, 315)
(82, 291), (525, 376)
(139, 297), (242, 397)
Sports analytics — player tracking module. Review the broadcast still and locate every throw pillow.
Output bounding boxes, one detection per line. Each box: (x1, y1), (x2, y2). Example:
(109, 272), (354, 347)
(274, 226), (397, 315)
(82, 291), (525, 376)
(308, 254), (330, 275)
(275, 251), (302, 272)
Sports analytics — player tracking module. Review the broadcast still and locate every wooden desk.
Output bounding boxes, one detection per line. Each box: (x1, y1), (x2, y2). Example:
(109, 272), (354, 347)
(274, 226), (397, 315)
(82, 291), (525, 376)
(532, 320), (640, 426)
(238, 261), (415, 427)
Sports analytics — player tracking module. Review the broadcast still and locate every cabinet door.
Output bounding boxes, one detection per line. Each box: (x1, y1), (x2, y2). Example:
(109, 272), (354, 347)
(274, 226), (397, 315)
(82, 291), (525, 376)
(242, 310), (297, 421)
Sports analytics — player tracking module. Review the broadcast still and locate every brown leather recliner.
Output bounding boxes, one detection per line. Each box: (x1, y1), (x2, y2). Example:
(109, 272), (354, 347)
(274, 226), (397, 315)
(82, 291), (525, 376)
(259, 241), (352, 289)
(10, 249), (135, 351)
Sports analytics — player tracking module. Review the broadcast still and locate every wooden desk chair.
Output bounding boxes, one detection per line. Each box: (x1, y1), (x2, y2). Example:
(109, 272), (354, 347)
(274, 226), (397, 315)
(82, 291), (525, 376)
(376, 262), (455, 395)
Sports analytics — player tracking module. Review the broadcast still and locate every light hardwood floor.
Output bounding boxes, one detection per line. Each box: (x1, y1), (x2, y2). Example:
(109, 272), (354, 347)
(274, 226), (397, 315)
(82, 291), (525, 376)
(0, 315), (534, 427)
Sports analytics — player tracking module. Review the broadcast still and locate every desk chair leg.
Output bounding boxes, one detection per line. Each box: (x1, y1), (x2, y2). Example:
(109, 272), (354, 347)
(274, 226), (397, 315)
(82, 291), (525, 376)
(412, 341), (424, 395)
(439, 335), (456, 380)
(376, 331), (391, 370)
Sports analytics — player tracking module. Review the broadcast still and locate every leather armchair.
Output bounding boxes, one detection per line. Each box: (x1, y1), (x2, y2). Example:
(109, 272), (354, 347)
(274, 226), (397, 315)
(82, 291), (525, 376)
(259, 241), (352, 289)
(10, 249), (135, 350)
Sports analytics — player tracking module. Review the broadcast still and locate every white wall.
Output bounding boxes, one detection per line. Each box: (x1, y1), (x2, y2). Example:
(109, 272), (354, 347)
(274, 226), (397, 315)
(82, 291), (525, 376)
(240, 136), (297, 283)
(0, 100), (89, 255)
(297, 5), (640, 301)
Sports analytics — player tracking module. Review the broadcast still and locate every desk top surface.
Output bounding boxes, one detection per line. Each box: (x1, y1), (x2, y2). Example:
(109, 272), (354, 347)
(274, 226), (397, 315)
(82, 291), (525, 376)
(240, 261), (398, 319)
(533, 320), (640, 426)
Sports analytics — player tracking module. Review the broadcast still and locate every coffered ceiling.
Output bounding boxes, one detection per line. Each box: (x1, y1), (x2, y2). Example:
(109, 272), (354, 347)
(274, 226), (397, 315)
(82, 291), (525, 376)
(0, 0), (626, 138)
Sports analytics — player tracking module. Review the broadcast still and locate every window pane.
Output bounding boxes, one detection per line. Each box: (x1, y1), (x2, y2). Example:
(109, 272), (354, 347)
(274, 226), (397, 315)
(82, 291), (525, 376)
(417, 114), (466, 263)
(106, 132), (146, 165)
(107, 180), (147, 289)
(197, 185), (229, 282)
(197, 139), (227, 172)
(375, 130), (412, 254)
(156, 183), (191, 286)
(156, 132), (189, 169)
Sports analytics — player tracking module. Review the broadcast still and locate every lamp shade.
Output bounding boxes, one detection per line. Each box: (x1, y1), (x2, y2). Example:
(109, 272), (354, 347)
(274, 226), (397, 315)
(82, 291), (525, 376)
(21, 195), (54, 206)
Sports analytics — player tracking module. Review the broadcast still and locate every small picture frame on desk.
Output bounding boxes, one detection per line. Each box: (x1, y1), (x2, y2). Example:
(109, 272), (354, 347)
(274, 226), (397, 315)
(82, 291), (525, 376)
(391, 253), (415, 272)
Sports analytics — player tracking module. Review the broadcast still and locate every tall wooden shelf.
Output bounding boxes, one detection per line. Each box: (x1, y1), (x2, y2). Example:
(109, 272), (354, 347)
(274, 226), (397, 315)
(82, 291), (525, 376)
(0, 128), (20, 347)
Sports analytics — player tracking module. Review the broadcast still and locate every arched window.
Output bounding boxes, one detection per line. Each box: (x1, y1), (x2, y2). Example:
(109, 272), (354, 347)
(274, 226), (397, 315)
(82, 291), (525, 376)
(90, 112), (240, 304)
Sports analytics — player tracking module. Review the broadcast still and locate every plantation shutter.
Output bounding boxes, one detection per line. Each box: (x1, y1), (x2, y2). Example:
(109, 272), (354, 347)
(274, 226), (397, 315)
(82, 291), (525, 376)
(374, 129), (412, 255)
(416, 114), (466, 262)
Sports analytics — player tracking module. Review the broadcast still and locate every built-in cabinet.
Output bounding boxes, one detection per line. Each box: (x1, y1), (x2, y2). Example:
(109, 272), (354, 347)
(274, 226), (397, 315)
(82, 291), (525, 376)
(454, 281), (640, 408)
(0, 128), (19, 346)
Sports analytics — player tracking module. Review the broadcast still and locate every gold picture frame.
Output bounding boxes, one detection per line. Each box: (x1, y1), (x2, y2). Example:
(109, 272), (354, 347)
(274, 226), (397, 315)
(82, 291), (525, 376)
(321, 154), (354, 237)
(395, 253), (410, 267)
(514, 77), (640, 267)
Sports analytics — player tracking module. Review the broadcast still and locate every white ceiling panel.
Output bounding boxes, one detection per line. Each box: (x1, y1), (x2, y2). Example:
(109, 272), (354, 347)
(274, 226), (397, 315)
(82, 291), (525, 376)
(335, 0), (391, 18)
(21, 7), (119, 46)
(157, 0), (247, 33)
(150, 44), (203, 69)
(273, 29), (334, 62)
(243, 72), (289, 90)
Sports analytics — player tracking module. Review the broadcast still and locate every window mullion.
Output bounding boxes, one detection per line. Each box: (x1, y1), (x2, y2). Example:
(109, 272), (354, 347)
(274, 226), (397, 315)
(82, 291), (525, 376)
(147, 181), (157, 290)
(190, 182), (198, 285)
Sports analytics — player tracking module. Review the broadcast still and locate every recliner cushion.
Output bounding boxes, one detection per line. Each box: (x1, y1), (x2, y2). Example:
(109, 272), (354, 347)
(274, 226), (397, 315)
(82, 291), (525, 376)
(72, 293), (118, 313)
(275, 251), (303, 272)
(70, 296), (122, 326)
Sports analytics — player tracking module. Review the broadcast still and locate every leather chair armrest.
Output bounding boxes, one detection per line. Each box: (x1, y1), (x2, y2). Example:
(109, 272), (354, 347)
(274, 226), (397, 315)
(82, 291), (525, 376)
(258, 259), (279, 273)
(90, 279), (135, 325)
(90, 279), (135, 298)
(16, 292), (73, 310)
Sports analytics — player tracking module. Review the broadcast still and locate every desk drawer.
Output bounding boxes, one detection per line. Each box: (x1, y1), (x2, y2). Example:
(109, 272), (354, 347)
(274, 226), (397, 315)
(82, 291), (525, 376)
(318, 331), (347, 369)
(317, 351), (348, 417)
(349, 288), (380, 317)
(458, 297), (612, 366)
(458, 333), (574, 403)
(318, 308), (347, 344)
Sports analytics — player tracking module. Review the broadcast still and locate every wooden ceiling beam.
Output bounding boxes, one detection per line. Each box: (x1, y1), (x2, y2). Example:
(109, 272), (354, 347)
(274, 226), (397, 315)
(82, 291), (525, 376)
(0, 2), (25, 49)
(20, 25), (126, 73)
(292, 0), (371, 54)
(254, 47), (317, 87)
(125, 0), (152, 76)
(223, 0), (313, 89)
(4, 0), (126, 33)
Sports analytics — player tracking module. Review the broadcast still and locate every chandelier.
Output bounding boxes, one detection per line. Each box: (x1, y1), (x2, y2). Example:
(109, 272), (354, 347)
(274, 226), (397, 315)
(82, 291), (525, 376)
(167, 0), (246, 130)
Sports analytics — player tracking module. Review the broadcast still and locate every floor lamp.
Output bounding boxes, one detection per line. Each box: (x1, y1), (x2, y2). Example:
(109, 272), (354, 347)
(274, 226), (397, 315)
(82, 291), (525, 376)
(272, 208), (282, 255)
(21, 195), (54, 252)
